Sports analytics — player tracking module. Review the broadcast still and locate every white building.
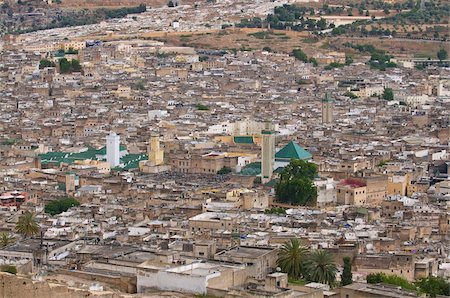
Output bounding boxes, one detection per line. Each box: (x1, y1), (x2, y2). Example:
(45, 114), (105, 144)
(106, 132), (120, 167)
(137, 262), (244, 294)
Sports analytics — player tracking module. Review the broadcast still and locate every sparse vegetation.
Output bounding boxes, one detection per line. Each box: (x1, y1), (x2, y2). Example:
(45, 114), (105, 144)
(264, 207), (286, 215)
(196, 103), (210, 111)
(217, 166), (232, 175)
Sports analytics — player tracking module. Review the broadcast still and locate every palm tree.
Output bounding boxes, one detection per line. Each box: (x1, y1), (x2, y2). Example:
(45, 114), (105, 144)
(304, 250), (337, 286)
(277, 238), (308, 278)
(0, 232), (15, 247)
(15, 211), (39, 238)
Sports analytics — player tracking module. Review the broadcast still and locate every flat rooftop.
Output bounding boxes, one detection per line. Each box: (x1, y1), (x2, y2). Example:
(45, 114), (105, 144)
(215, 246), (275, 259)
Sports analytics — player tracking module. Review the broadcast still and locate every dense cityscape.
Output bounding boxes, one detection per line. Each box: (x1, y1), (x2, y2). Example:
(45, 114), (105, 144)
(0, 0), (449, 297)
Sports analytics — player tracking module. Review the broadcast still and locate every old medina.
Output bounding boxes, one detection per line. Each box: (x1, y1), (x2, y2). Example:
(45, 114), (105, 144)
(0, 0), (449, 297)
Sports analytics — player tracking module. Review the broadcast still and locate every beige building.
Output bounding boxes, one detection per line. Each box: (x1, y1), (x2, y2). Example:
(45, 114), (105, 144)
(337, 179), (367, 206)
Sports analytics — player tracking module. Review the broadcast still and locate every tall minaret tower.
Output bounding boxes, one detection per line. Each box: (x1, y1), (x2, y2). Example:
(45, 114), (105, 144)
(261, 122), (275, 184)
(106, 132), (120, 167)
(148, 133), (164, 166)
(322, 92), (333, 124)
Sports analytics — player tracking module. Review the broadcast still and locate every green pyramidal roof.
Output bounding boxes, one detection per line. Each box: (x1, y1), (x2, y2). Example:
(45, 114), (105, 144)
(275, 141), (312, 160)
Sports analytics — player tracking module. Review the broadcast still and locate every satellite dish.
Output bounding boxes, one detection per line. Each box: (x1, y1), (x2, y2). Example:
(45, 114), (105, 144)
(276, 267), (281, 272)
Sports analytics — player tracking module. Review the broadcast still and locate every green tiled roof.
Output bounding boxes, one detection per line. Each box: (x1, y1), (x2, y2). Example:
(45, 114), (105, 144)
(240, 162), (261, 176)
(95, 145), (127, 155)
(39, 147), (98, 165)
(234, 136), (254, 144)
(275, 141), (312, 160)
(39, 146), (144, 171)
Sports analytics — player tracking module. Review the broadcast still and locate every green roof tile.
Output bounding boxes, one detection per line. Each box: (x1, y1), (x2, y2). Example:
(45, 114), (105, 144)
(240, 162), (261, 176)
(234, 136), (254, 144)
(275, 141), (312, 160)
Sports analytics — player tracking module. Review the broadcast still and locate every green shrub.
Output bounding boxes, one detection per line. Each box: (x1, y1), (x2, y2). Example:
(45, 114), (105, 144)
(1, 265), (17, 275)
(44, 197), (80, 216)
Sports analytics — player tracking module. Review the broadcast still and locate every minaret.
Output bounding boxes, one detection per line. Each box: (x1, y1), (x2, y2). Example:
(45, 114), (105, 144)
(261, 122), (275, 184)
(106, 132), (120, 167)
(148, 133), (164, 166)
(322, 92), (333, 124)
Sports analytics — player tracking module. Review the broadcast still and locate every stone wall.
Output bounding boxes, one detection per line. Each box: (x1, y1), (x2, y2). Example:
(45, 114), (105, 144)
(0, 272), (126, 298)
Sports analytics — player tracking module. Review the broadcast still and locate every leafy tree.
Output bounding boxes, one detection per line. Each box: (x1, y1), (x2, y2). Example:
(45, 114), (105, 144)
(275, 159), (318, 206)
(317, 18), (327, 30)
(262, 46), (273, 52)
(367, 273), (417, 292)
(44, 197), (80, 216)
(345, 55), (353, 65)
(59, 58), (72, 74)
(1, 265), (17, 275)
(382, 87), (394, 100)
(292, 48), (308, 63)
(217, 166), (232, 175)
(341, 257), (353, 286)
(304, 250), (337, 286)
(437, 48), (448, 61)
(0, 233), (15, 248)
(59, 58), (82, 74)
(309, 57), (318, 67)
(71, 59), (82, 72)
(277, 238), (308, 279)
(39, 59), (56, 69)
(16, 211), (39, 238)
(415, 276), (450, 297)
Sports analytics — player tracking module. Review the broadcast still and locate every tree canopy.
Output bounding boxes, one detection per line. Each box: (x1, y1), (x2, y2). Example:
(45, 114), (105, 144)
(341, 257), (353, 286)
(437, 48), (448, 61)
(275, 159), (318, 206)
(277, 238), (308, 279)
(292, 48), (308, 63)
(44, 197), (80, 216)
(59, 58), (82, 74)
(304, 250), (338, 286)
(16, 211), (39, 237)
(382, 87), (394, 101)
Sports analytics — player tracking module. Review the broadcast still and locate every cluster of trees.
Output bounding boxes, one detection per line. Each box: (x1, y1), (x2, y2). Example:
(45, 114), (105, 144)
(44, 197), (80, 216)
(367, 272), (450, 297)
(292, 48), (317, 66)
(236, 5), (333, 32)
(59, 58), (82, 74)
(39, 59), (56, 69)
(331, 0), (449, 39)
(344, 42), (396, 70)
(384, 0), (449, 26)
(275, 159), (318, 206)
(12, 4), (146, 34)
(278, 239), (339, 286)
